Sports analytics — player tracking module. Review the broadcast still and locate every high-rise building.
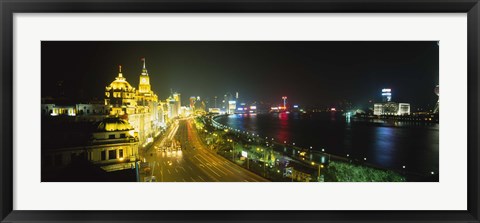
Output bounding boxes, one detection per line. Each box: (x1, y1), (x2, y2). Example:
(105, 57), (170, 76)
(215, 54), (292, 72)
(223, 92), (234, 114)
(382, 88), (392, 102)
(168, 96), (177, 118)
(173, 92), (181, 116)
(374, 88), (410, 116)
(228, 101), (236, 114)
(190, 96), (197, 109)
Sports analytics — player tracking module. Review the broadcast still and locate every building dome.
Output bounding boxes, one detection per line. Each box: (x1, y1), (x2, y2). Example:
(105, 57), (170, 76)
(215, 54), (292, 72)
(109, 78), (133, 91)
(106, 65), (134, 91)
(95, 117), (134, 132)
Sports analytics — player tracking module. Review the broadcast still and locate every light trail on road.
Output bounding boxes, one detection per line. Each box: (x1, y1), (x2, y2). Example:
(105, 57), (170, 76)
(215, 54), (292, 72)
(141, 118), (268, 182)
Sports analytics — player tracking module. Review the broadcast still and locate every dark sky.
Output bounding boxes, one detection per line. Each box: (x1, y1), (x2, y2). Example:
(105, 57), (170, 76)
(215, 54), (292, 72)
(41, 41), (438, 109)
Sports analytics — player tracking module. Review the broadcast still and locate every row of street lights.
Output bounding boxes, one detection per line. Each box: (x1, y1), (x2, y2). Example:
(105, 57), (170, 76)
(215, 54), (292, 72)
(209, 116), (437, 179)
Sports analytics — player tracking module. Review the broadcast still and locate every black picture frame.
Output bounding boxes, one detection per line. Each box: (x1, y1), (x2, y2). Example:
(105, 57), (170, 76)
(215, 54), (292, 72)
(1, 0), (479, 222)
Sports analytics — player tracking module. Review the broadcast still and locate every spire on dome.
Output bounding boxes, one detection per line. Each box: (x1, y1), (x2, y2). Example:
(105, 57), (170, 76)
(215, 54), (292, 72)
(141, 57), (148, 75)
(115, 64), (126, 81)
(118, 65), (123, 78)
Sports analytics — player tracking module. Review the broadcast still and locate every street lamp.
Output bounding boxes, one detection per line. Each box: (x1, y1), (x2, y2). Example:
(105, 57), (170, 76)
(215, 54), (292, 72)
(263, 148), (267, 177)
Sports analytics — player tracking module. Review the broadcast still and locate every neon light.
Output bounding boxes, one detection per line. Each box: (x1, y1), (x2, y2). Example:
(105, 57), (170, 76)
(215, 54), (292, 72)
(293, 105), (299, 108)
(382, 88), (391, 92)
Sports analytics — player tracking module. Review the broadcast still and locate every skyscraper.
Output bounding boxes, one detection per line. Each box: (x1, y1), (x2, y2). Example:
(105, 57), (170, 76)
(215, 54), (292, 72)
(381, 88), (392, 102)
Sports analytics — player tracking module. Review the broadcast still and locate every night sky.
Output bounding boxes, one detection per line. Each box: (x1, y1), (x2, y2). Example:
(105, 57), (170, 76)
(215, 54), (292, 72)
(41, 41), (438, 109)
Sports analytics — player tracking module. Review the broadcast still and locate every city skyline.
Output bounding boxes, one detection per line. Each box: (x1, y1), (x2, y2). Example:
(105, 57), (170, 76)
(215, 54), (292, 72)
(41, 41), (439, 182)
(41, 41), (439, 109)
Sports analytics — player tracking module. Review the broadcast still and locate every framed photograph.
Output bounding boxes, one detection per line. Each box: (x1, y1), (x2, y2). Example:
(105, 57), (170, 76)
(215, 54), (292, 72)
(1, 0), (479, 222)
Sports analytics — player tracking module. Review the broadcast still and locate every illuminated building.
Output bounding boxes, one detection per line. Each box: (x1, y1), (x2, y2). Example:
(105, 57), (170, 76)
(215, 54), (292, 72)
(89, 118), (139, 164)
(132, 58), (160, 145)
(382, 88), (392, 102)
(374, 89), (410, 115)
(104, 65), (137, 115)
(173, 92), (181, 116)
(46, 58), (165, 152)
(138, 58), (152, 94)
(374, 102), (410, 116)
(157, 101), (168, 126)
(103, 59), (162, 146)
(223, 92), (234, 113)
(373, 104), (383, 115)
(136, 58), (159, 109)
(189, 96), (196, 108)
(41, 102), (109, 122)
(228, 101), (237, 114)
(168, 96), (178, 118)
(166, 92), (182, 118)
(398, 103), (411, 115)
(42, 104), (77, 117)
(42, 117), (139, 175)
(208, 108), (222, 114)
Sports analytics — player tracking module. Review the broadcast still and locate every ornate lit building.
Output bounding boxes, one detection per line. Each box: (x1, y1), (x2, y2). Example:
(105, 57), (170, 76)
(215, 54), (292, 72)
(105, 65), (137, 115)
(41, 117), (139, 178)
(136, 58), (158, 108)
(103, 58), (164, 147)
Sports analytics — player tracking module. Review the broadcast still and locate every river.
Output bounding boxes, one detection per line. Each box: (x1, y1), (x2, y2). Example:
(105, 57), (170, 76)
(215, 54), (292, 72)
(214, 112), (439, 176)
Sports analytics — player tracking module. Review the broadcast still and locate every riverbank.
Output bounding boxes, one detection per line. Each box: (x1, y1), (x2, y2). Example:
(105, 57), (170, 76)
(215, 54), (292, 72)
(197, 115), (411, 182)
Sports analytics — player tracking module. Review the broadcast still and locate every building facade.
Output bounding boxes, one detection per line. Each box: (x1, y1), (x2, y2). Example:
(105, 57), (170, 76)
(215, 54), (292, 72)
(373, 88), (411, 116)
(42, 117), (139, 173)
(374, 102), (411, 116)
(103, 59), (164, 147)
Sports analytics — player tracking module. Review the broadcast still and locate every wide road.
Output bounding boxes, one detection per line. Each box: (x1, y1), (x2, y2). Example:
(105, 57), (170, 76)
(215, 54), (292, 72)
(143, 118), (268, 182)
